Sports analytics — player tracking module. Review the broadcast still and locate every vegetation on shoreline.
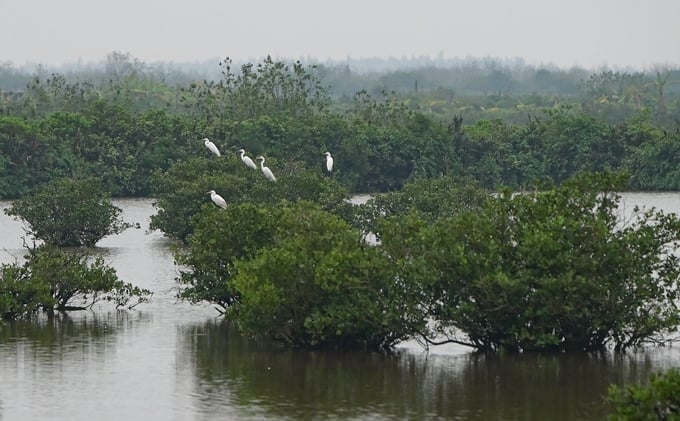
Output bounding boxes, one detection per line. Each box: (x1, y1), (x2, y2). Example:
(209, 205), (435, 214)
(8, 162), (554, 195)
(1, 53), (679, 199)
(0, 244), (151, 320)
(2, 53), (680, 415)
(0, 177), (149, 319)
(4, 177), (130, 246)
(607, 368), (680, 420)
(173, 169), (680, 352)
(2, 55), (680, 353)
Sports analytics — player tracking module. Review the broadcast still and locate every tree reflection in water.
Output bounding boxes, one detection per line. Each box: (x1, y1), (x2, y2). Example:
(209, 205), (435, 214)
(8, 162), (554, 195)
(179, 319), (679, 421)
(0, 311), (148, 362)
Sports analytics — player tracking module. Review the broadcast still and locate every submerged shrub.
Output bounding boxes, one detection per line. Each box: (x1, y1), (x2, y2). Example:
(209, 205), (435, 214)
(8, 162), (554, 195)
(0, 245), (151, 320)
(4, 177), (129, 247)
(607, 368), (680, 420)
(227, 202), (427, 350)
(406, 171), (680, 352)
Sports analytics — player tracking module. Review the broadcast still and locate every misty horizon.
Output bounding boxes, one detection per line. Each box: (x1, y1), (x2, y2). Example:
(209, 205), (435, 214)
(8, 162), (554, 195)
(3, 0), (679, 74)
(4, 52), (677, 76)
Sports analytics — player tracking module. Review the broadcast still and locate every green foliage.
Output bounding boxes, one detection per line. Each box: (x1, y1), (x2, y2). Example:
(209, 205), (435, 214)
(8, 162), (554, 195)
(2, 56), (680, 200)
(0, 262), (52, 319)
(607, 368), (680, 421)
(355, 175), (489, 234)
(227, 202), (427, 350)
(149, 156), (250, 241)
(345, 91), (448, 191)
(623, 113), (680, 190)
(181, 55), (330, 123)
(176, 200), (428, 349)
(178, 169), (680, 352)
(0, 245), (151, 319)
(150, 155), (352, 242)
(175, 203), (281, 309)
(0, 116), (73, 198)
(408, 113), (460, 179)
(4, 177), (129, 246)
(401, 171), (680, 352)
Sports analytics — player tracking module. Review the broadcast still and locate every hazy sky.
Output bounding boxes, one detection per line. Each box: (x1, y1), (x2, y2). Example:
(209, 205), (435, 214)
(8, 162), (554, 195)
(2, 0), (679, 69)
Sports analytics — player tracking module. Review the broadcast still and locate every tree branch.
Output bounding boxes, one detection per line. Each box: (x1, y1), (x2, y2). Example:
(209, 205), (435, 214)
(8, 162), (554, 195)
(415, 331), (476, 350)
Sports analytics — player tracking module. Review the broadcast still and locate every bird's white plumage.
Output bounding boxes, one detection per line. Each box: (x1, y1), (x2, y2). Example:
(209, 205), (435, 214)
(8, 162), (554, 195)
(203, 138), (221, 156)
(238, 149), (257, 170)
(256, 156), (277, 182)
(324, 151), (333, 173)
(207, 190), (228, 208)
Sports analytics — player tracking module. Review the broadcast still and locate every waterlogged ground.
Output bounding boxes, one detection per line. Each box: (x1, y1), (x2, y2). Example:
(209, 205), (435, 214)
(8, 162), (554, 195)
(1, 195), (679, 421)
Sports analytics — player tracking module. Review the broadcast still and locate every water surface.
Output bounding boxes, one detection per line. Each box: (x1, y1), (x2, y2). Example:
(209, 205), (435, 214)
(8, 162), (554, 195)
(1, 195), (679, 420)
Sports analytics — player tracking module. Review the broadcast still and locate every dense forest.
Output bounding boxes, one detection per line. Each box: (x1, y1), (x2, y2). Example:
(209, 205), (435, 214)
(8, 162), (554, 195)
(1, 52), (679, 199)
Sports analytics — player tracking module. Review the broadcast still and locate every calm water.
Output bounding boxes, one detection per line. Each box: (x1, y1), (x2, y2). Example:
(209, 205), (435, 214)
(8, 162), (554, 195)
(1, 194), (680, 421)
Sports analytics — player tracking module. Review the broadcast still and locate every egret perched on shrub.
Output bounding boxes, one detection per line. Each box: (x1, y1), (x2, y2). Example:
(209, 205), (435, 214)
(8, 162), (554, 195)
(238, 149), (257, 170)
(324, 151), (333, 173)
(207, 190), (228, 209)
(256, 156), (277, 182)
(203, 138), (221, 157)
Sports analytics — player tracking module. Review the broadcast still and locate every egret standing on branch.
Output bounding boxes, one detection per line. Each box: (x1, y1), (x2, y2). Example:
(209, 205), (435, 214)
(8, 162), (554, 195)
(207, 190), (228, 209)
(238, 149), (257, 170)
(203, 138), (221, 157)
(256, 156), (277, 182)
(324, 151), (333, 173)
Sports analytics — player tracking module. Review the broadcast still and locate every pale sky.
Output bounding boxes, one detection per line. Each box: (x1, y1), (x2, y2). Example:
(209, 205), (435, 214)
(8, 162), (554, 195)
(2, 0), (679, 70)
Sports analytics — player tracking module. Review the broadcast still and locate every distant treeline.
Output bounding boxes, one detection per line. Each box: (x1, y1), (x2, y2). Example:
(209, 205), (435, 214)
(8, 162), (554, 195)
(4, 52), (679, 99)
(0, 54), (678, 199)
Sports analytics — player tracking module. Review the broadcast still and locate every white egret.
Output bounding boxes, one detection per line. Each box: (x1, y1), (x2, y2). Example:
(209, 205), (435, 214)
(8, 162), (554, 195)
(238, 149), (257, 170)
(256, 156), (277, 182)
(207, 190), (228, 209)
(324, 151), (333, 173)
(203, 138), (221, 157)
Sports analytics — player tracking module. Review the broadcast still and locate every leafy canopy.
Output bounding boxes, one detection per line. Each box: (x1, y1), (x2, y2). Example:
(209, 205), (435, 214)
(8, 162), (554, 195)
(176, 170), (680, 352)
(227, 201), (428, 350)
(607, 368), (680, 421)
(394, 171), (680, 352)
(0, 245), (151, 320)
(5, 177), (129, 247)
(150, 155), (352, 242)
(175, 202), (282, 309)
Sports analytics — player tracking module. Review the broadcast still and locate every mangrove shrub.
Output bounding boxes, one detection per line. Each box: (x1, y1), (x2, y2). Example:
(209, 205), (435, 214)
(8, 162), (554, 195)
(400, 171), (680, 352)
(5, 177), (129, 247)
(0, 245), (151, 319)
(607, 368), (680, 420)
(151, 156), (352, 242)
(227, 202), (427, 349)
